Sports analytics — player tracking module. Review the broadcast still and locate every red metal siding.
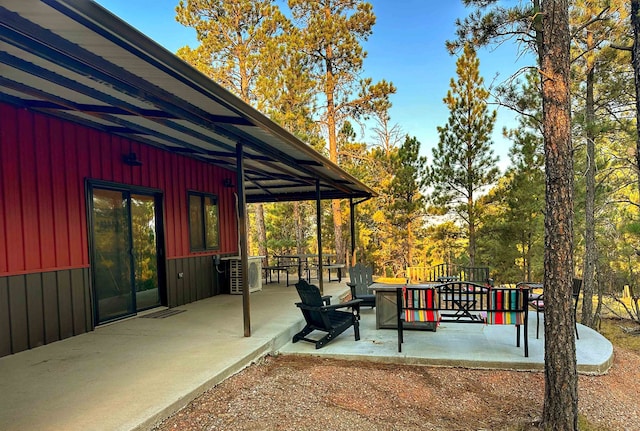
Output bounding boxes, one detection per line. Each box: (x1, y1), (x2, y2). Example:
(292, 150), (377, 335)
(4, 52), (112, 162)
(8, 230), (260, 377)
(1, 104), (23, 272)
(35, 115), (56, 269)
(18, 113), (40, 270)
(50, 118), (71, 268)
(0, 102), (238, 276)
(175, 152), (188, 257)
(0, 105), (12, 273)
(63, 122), (84, 267)
(74, 126), (90, 263)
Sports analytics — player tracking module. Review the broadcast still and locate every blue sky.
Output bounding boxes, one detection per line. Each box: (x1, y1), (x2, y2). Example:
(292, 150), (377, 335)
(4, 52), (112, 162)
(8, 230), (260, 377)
(95, 0), (532, 170)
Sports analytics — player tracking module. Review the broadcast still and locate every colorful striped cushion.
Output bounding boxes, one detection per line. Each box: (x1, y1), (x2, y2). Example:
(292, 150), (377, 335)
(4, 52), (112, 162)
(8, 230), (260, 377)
(487, 288), (525, 325)
(404, 309), (439, 322)
(402, 288), (439, 322)
(487, 311), (524, 325)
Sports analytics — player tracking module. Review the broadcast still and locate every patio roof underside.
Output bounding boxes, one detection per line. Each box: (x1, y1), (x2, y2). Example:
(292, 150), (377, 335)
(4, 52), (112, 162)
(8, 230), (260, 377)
(0, 0), (375, 203)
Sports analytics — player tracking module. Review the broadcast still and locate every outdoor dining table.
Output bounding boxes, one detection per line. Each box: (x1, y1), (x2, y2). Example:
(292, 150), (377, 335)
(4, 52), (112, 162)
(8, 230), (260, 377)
(272, 254), (306, 278)
(272, 253), (337, 279)
(437, 283), (484, 321)
(520, 282), (544, 305)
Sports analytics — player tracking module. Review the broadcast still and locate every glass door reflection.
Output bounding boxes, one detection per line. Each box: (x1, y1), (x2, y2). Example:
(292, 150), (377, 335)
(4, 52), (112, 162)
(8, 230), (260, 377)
(92, 189), (134, 323)
(131, 194), (160, 311)
(91, 188), (162, 323)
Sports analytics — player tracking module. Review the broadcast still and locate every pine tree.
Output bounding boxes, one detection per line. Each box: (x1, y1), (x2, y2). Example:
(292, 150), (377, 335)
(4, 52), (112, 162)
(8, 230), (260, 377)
(571, 0), (631, 329)
(288, 0), (395, 264)
(386, 136), (429, 270)
(448, 4), (577, 424)
(256, 21), (322, 259)
(431, 43), (499, 267)
(501, 71), (545, 282)
(539, 1), (578, 427)
(476, 72), (545, 283)
(633, 0), (640, 194)
(175, 0), (287, 104)
(175, 0), (288, 265)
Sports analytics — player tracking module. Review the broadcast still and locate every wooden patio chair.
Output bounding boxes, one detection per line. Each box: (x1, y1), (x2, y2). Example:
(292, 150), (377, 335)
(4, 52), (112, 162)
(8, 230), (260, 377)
(292, 280), (362, 349)
(347, 263), (376, 308)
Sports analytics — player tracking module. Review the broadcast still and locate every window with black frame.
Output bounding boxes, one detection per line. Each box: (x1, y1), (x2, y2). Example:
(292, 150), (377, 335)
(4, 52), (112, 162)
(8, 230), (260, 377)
(188, 192), (219, 251)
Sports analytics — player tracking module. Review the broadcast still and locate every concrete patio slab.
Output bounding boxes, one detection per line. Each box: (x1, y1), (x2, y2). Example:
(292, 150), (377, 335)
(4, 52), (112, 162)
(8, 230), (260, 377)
(279, 308), (613, 375)
(0, 280), (613, 431)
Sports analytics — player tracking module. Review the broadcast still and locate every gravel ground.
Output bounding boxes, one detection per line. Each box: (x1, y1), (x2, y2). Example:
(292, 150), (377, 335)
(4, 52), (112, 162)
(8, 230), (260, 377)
(152, 346), (639, 431)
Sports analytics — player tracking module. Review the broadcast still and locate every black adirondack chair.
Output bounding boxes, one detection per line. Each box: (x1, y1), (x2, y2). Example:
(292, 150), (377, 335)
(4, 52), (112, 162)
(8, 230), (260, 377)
(347, 263), (376, 308)
(293, 280), (362, 349)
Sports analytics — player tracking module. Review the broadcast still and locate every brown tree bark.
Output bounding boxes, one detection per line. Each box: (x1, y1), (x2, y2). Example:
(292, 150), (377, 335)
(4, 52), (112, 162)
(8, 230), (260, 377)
(539, 0), (578, 429)
(254, 204), (268, 263)
(468, 194), (476, 267)
(323, 11), (345, 266)
(407, 219), (413, 267)
(582, 61), (596, 329)
(294, 202), (304, 255)
(327, 86), (345, 264)
(633, 0), (640, 193)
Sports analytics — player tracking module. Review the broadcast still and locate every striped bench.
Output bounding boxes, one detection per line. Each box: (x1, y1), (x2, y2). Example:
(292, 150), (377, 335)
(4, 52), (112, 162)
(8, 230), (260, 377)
(396, 283), (529, 356)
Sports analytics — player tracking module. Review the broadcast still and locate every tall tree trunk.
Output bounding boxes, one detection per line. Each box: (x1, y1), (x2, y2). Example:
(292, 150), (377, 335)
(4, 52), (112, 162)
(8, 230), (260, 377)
(294, 202), (304, 254)
(254, 204), (268, 263)
(540, 0), (578, 429)
(407, 219), (413, 267)
(527, 231), (533, 282)
(324, 30), (345, 265)
(633, 0), (640, 192)
(468, 195), (476, 267)
(583, 61), (596, 328)
(327, 95), (345, 263)
(331, 200), (345, 264)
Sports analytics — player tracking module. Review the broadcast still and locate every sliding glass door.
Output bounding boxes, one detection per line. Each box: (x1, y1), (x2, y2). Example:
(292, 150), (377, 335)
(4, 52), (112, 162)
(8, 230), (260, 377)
(90, 186), (163, 323)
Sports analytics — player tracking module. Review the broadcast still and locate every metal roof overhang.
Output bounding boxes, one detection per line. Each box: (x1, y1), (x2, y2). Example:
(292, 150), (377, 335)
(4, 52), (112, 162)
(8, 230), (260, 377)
(0, 0), (375, 203)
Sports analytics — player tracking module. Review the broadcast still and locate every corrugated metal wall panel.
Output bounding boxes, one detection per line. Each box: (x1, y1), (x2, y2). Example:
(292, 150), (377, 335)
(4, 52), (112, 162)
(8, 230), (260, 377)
(70, 269), (87, 335)
(57, 271), (73, 339)
(25, 273), (45, 348)
(50, 117), (72, 269)
(2, 106), (24, 272)
(83, 269), (92, 331)
(165, 255), (218, 307)
(8, 276), (28, 353)
(0, 269), (92, 358)
(0, 277), (10, 356)
(75, 126), (90, 268)
(35, 115), (56, 270)
(42, 271), (60, 344)
(0, 102), (238, 276)
(167, 259), (177, 307)
(63, 122), (85, 267)
(19, 112), (41, 270)
(176, 153), (187, 256)
(0, 106), (9, 274)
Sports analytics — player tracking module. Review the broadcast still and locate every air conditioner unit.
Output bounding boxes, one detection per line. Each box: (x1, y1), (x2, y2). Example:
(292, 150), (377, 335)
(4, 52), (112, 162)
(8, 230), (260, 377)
(230, 257), (262, 294)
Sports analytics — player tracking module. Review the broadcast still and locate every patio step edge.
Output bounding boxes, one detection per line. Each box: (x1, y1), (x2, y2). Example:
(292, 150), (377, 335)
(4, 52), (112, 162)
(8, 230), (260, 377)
(134, 317), (307, 431)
